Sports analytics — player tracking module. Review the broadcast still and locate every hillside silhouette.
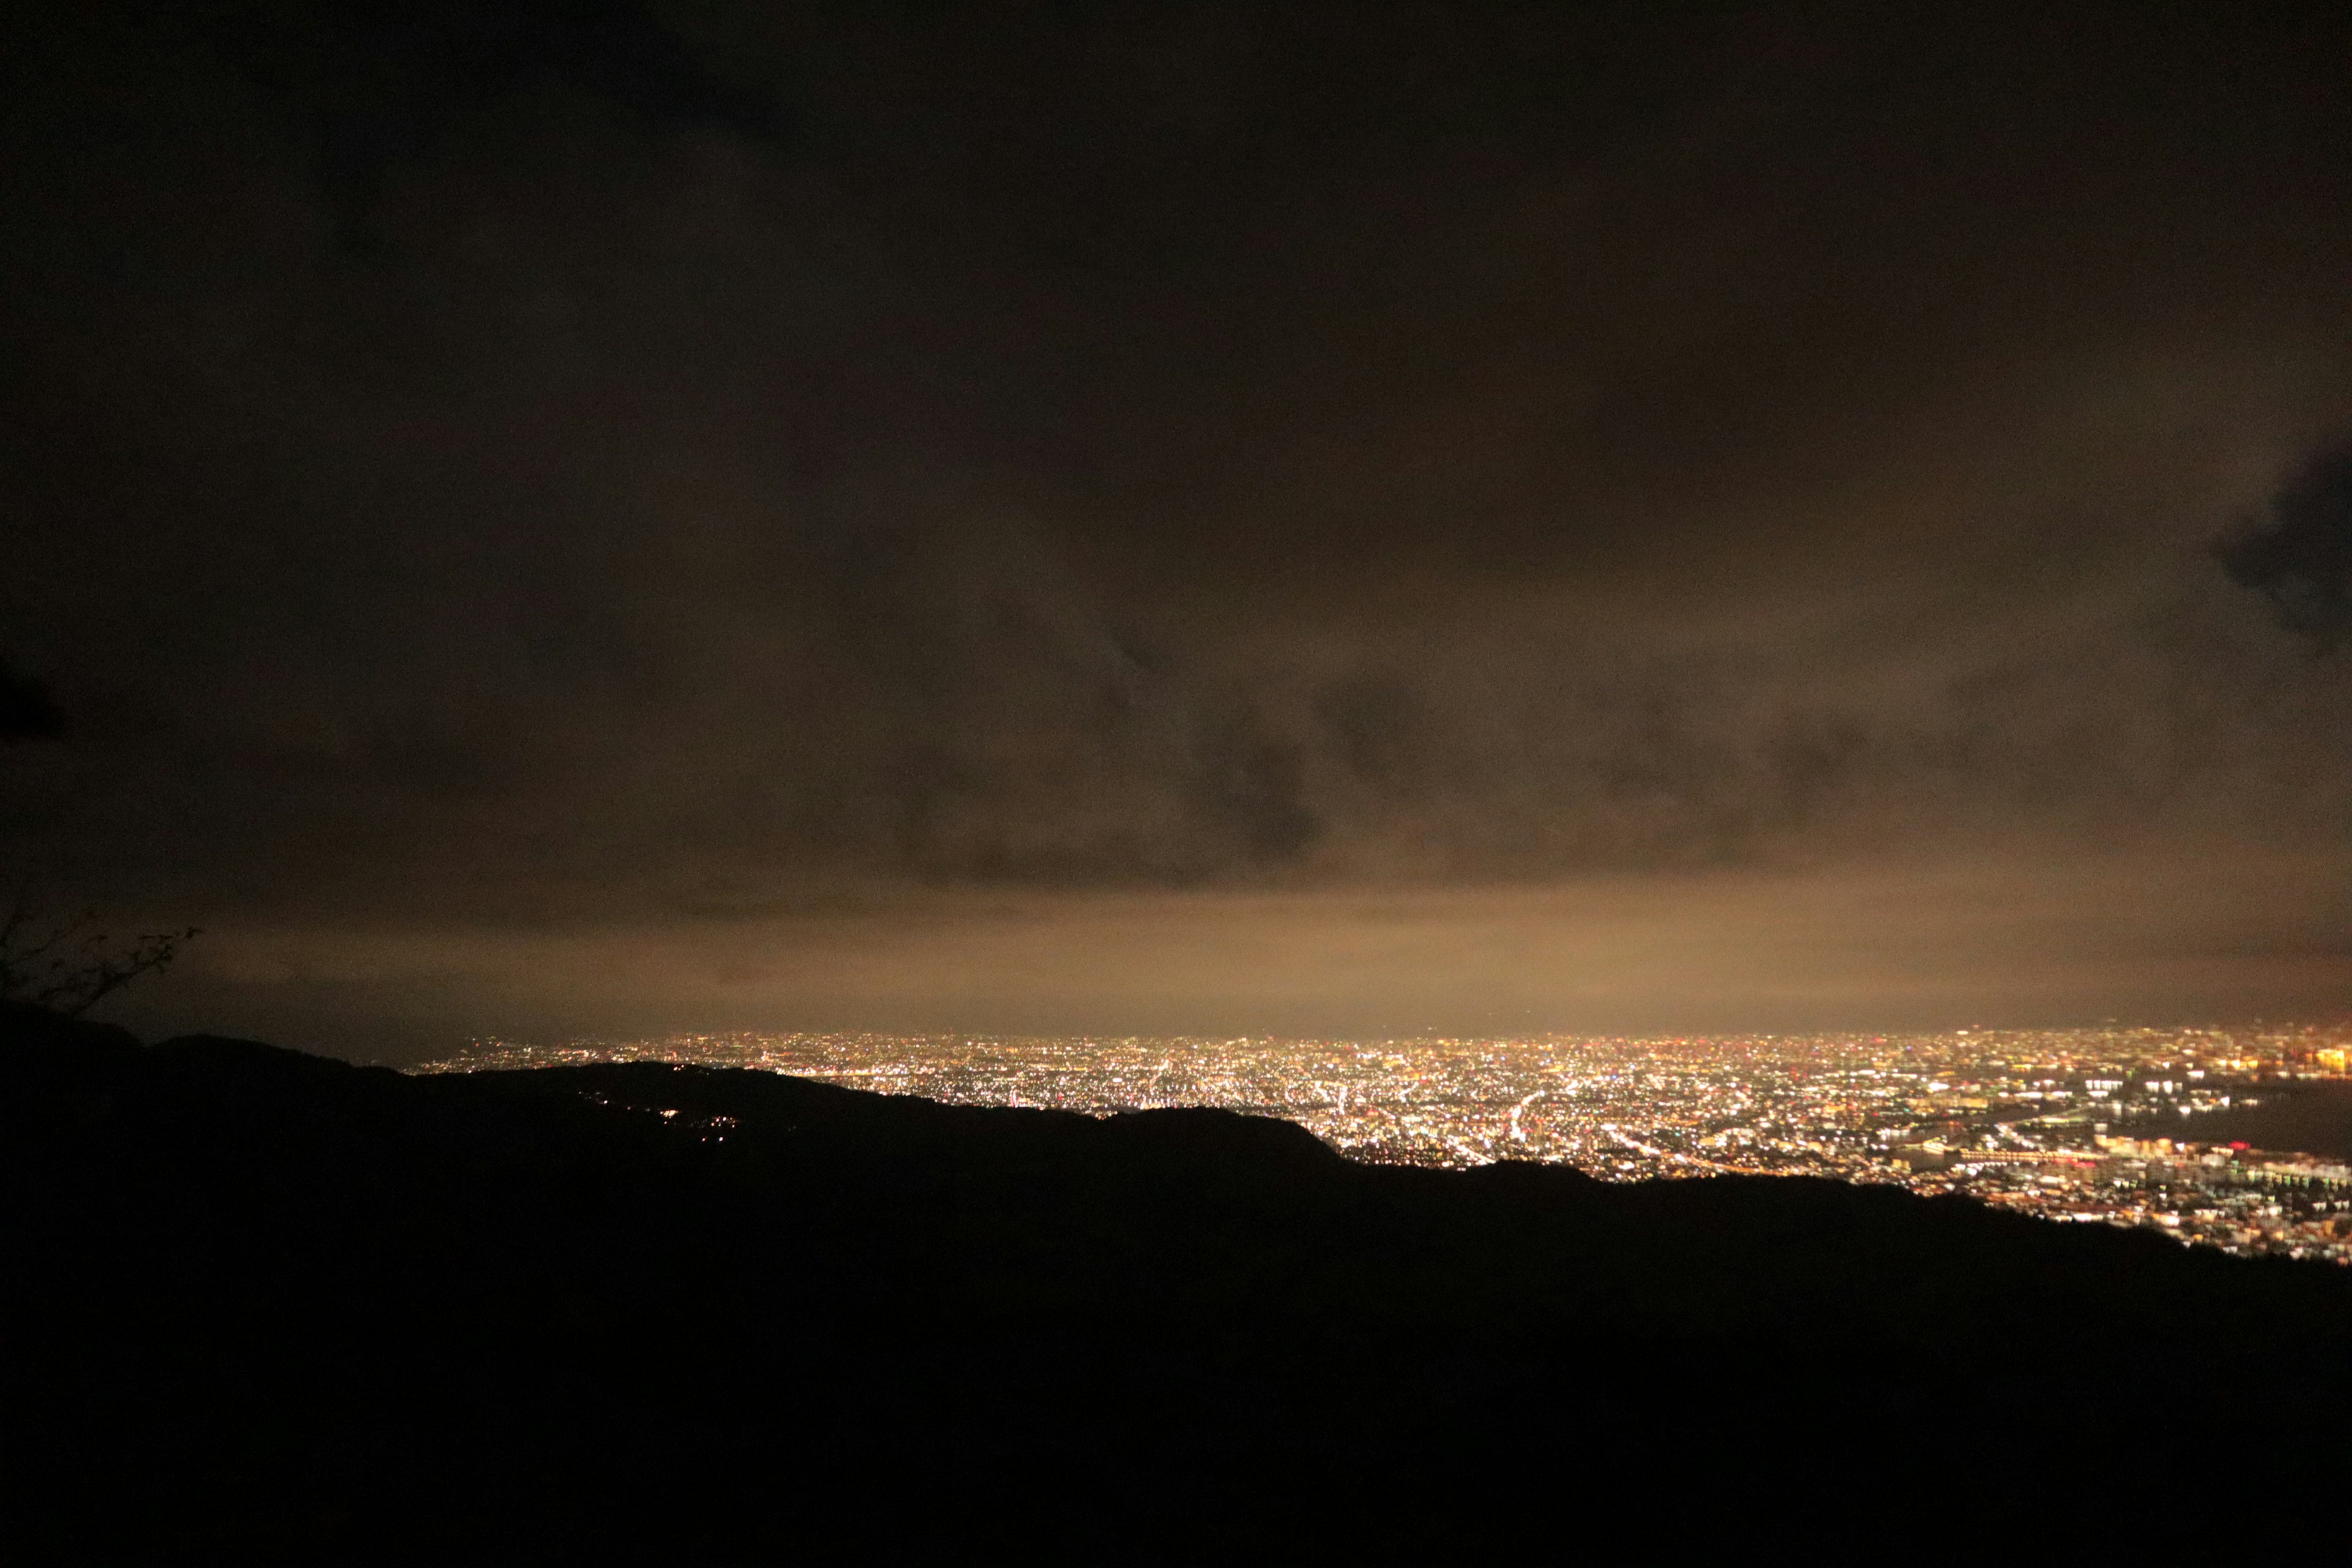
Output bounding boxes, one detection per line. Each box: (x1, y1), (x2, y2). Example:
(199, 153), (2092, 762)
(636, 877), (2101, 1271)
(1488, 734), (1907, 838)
(3, 1003), (2347, 1558)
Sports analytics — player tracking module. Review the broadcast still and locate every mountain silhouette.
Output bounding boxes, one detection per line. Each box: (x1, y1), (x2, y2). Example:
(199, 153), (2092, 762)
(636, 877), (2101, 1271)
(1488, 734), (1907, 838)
(3, 1003), (2345, 1558)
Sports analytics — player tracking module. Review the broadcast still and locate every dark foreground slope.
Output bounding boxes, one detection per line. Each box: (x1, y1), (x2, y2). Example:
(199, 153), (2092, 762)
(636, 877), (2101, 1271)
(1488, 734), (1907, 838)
(4, 1008), (2348, 1560)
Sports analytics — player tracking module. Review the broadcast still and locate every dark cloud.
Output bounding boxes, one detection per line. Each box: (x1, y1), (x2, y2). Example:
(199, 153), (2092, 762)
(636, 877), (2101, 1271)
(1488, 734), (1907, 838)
(2219, 444), (2352, 651)
(0, 661), (65, 743)
(2, 1), (2350, 1046)
(191, 0), (786, 244)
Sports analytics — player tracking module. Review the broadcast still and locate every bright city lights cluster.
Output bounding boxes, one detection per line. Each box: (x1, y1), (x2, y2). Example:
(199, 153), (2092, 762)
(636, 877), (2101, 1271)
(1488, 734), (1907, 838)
(420, 1026), (2352, 1265)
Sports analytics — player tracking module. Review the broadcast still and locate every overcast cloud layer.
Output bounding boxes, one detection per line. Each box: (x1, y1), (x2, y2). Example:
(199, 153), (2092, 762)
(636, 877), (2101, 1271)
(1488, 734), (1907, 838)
(3, 2), (2349, 1056)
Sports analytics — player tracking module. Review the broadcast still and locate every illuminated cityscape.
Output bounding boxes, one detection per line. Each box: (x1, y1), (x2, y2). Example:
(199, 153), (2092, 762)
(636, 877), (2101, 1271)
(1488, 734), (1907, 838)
(421, 1026), (2352, 1265)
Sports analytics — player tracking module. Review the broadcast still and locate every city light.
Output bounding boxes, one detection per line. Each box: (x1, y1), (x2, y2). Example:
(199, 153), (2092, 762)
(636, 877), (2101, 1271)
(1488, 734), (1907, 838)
(421, 1026), (2352, 1265)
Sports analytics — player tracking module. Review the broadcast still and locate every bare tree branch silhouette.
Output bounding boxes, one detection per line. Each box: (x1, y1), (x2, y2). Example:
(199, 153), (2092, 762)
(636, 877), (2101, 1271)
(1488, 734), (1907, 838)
(1, 661), (197, 1016)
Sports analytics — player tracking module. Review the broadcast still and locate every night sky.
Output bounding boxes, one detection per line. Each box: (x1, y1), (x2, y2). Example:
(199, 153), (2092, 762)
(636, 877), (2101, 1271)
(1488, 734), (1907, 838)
(4, 2), (2350, 1058)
